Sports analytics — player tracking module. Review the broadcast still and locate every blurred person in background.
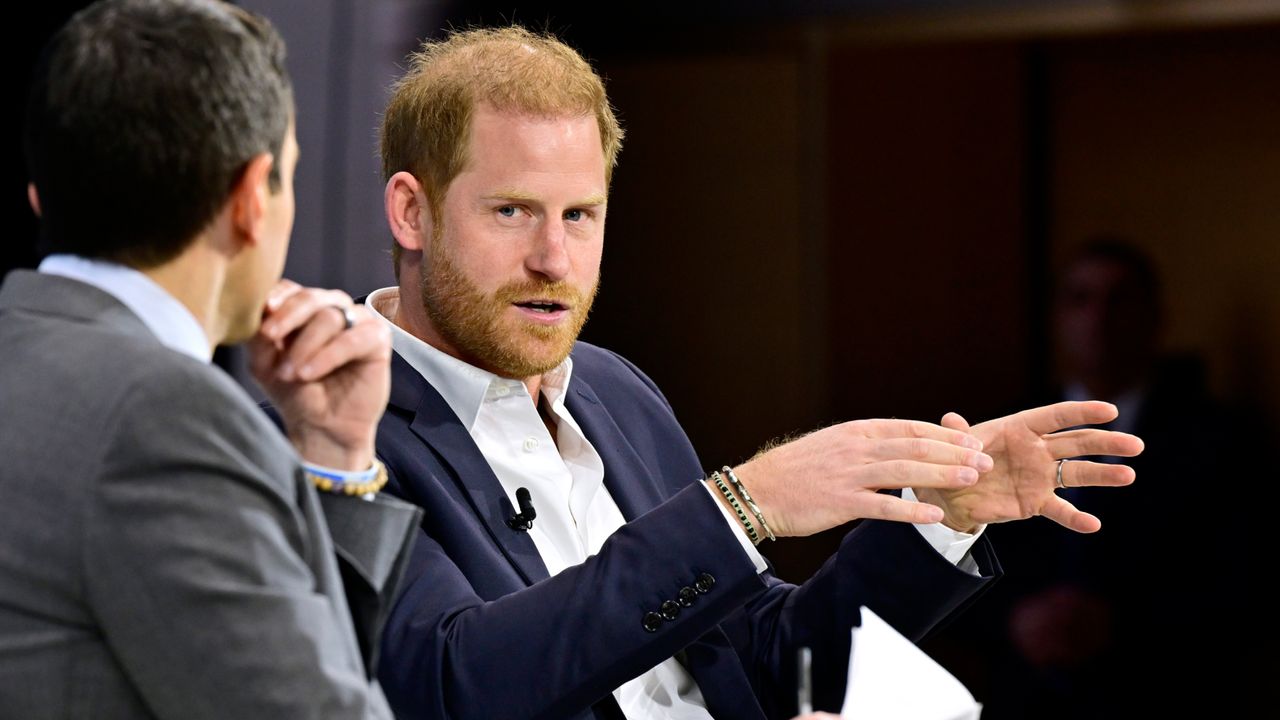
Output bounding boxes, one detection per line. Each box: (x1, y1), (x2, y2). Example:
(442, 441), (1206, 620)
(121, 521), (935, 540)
(968, 238), (1255, 718)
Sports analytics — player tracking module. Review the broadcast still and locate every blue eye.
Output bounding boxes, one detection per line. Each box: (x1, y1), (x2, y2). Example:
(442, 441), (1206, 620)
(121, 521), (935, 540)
(497, 206), (517, 218)
(564, 209), (583, 222)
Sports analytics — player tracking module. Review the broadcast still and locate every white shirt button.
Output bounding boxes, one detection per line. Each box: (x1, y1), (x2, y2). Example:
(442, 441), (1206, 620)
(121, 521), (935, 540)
(522, 437), (539, 452)
(494, 385), (511, 398)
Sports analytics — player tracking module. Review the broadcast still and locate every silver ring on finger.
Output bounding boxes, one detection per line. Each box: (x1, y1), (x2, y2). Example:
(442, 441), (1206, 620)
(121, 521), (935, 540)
(331, 304), (357, 331)
(1055, 458), (1069, 490)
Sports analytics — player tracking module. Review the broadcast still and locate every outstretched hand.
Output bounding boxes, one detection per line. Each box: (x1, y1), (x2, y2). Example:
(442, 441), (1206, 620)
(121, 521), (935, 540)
(914, 401), (1142, 533)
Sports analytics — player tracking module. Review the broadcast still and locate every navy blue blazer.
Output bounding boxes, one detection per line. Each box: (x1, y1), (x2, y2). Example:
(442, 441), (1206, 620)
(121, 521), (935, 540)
(376, 341), (1000, 720)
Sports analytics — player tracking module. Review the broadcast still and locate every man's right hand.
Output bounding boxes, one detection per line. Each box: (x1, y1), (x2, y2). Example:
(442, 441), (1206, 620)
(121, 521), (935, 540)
(727, 420), (991, 537)
(248, 280), (392, 471)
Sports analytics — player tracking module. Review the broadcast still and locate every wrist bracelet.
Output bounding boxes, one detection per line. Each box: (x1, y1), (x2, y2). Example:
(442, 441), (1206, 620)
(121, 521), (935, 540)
(723, 465), (775, 542)
(305, 459), (388, 499)
(711, 470), (761, 545)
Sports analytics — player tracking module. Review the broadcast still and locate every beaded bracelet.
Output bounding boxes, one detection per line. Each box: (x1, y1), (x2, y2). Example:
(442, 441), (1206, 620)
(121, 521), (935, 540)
(305, 459), (388, 499)
(723, 465), (776, 542)
(711, 470), (761, 545)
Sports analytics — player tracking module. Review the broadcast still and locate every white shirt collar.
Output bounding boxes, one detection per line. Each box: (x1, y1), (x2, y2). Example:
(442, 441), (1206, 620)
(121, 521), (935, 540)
(364, 286), (575, 429)
(38, 254), (211, 363)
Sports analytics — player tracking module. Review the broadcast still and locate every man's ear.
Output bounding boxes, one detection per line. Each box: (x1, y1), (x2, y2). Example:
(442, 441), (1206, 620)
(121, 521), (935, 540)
(26, 183), (41, 218)
(228, 152), (275, 247)
(385, 171), (433, 252)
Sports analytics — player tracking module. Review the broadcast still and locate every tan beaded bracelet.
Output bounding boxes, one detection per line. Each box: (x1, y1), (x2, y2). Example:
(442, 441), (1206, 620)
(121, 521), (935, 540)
(305, 459), (388, 498)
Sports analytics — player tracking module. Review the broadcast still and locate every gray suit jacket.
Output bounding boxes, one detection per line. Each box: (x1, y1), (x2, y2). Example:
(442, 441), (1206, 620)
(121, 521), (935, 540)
(0, 271), (418, 719)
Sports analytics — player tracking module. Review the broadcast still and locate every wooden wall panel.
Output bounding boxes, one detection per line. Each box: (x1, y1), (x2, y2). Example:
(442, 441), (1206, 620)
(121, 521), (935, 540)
(1048, 30), (1280, 428)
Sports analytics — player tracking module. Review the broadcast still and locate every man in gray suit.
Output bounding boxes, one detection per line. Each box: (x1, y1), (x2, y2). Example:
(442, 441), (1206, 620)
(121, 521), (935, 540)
(0, 0), (416, 717)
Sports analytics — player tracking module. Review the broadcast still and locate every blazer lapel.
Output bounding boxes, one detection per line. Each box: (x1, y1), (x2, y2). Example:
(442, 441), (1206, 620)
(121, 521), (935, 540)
(563, 375), (668, 522)
(388, 353), (550, 585)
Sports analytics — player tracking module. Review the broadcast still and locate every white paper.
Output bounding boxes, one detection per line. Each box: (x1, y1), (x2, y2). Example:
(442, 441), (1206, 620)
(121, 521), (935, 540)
(840, 606), (981, 720)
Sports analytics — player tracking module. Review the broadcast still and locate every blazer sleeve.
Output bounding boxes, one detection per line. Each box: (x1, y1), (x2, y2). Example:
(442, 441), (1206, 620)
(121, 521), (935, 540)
(259, 399), (423, 677)
(379, 475), (768, 720)
(319, 491), (422, 678)
(82, 365), (392, 720)
(602, 346), (1002, 715)
(723, 519), (1000, 716)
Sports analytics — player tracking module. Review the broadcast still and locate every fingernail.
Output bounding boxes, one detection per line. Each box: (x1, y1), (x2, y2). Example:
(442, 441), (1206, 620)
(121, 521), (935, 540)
(924, 506), (944, 523)
(962, 435), (983, 451)
(974, 453), (994, 472)
(959, 467), (979, 484)
(298, 364), (314, 380)
(278, 362), (294, 381)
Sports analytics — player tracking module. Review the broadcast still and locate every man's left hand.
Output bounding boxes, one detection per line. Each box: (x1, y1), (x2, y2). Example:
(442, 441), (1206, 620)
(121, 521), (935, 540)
(914, 401), (1142, 533)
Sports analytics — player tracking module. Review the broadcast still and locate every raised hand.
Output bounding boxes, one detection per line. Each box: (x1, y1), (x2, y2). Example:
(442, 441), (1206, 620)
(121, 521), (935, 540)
(915, 401), (1142, 533)
(248, 280), (392, 470)
(731, 419), (993, 537)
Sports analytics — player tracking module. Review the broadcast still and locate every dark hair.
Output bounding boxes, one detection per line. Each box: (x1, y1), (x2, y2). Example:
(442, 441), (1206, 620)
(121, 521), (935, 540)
(23, 0), (293, 268)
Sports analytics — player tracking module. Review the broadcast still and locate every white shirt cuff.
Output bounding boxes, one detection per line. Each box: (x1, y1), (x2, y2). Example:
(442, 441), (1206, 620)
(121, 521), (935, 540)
(701, 481), (769, 574)
(901, 487), (985, 574)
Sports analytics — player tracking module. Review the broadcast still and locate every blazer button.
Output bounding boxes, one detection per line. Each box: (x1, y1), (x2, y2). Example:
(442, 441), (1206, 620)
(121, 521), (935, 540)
(660, 600), (680, 621)
(677, 586), (697, 607)
(642, 611), (664, 633)
(695, 572), (716, 594)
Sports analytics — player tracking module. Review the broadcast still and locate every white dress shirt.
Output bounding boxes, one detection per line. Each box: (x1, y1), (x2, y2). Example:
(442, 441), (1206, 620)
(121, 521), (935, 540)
(367, 286), (985, 719)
